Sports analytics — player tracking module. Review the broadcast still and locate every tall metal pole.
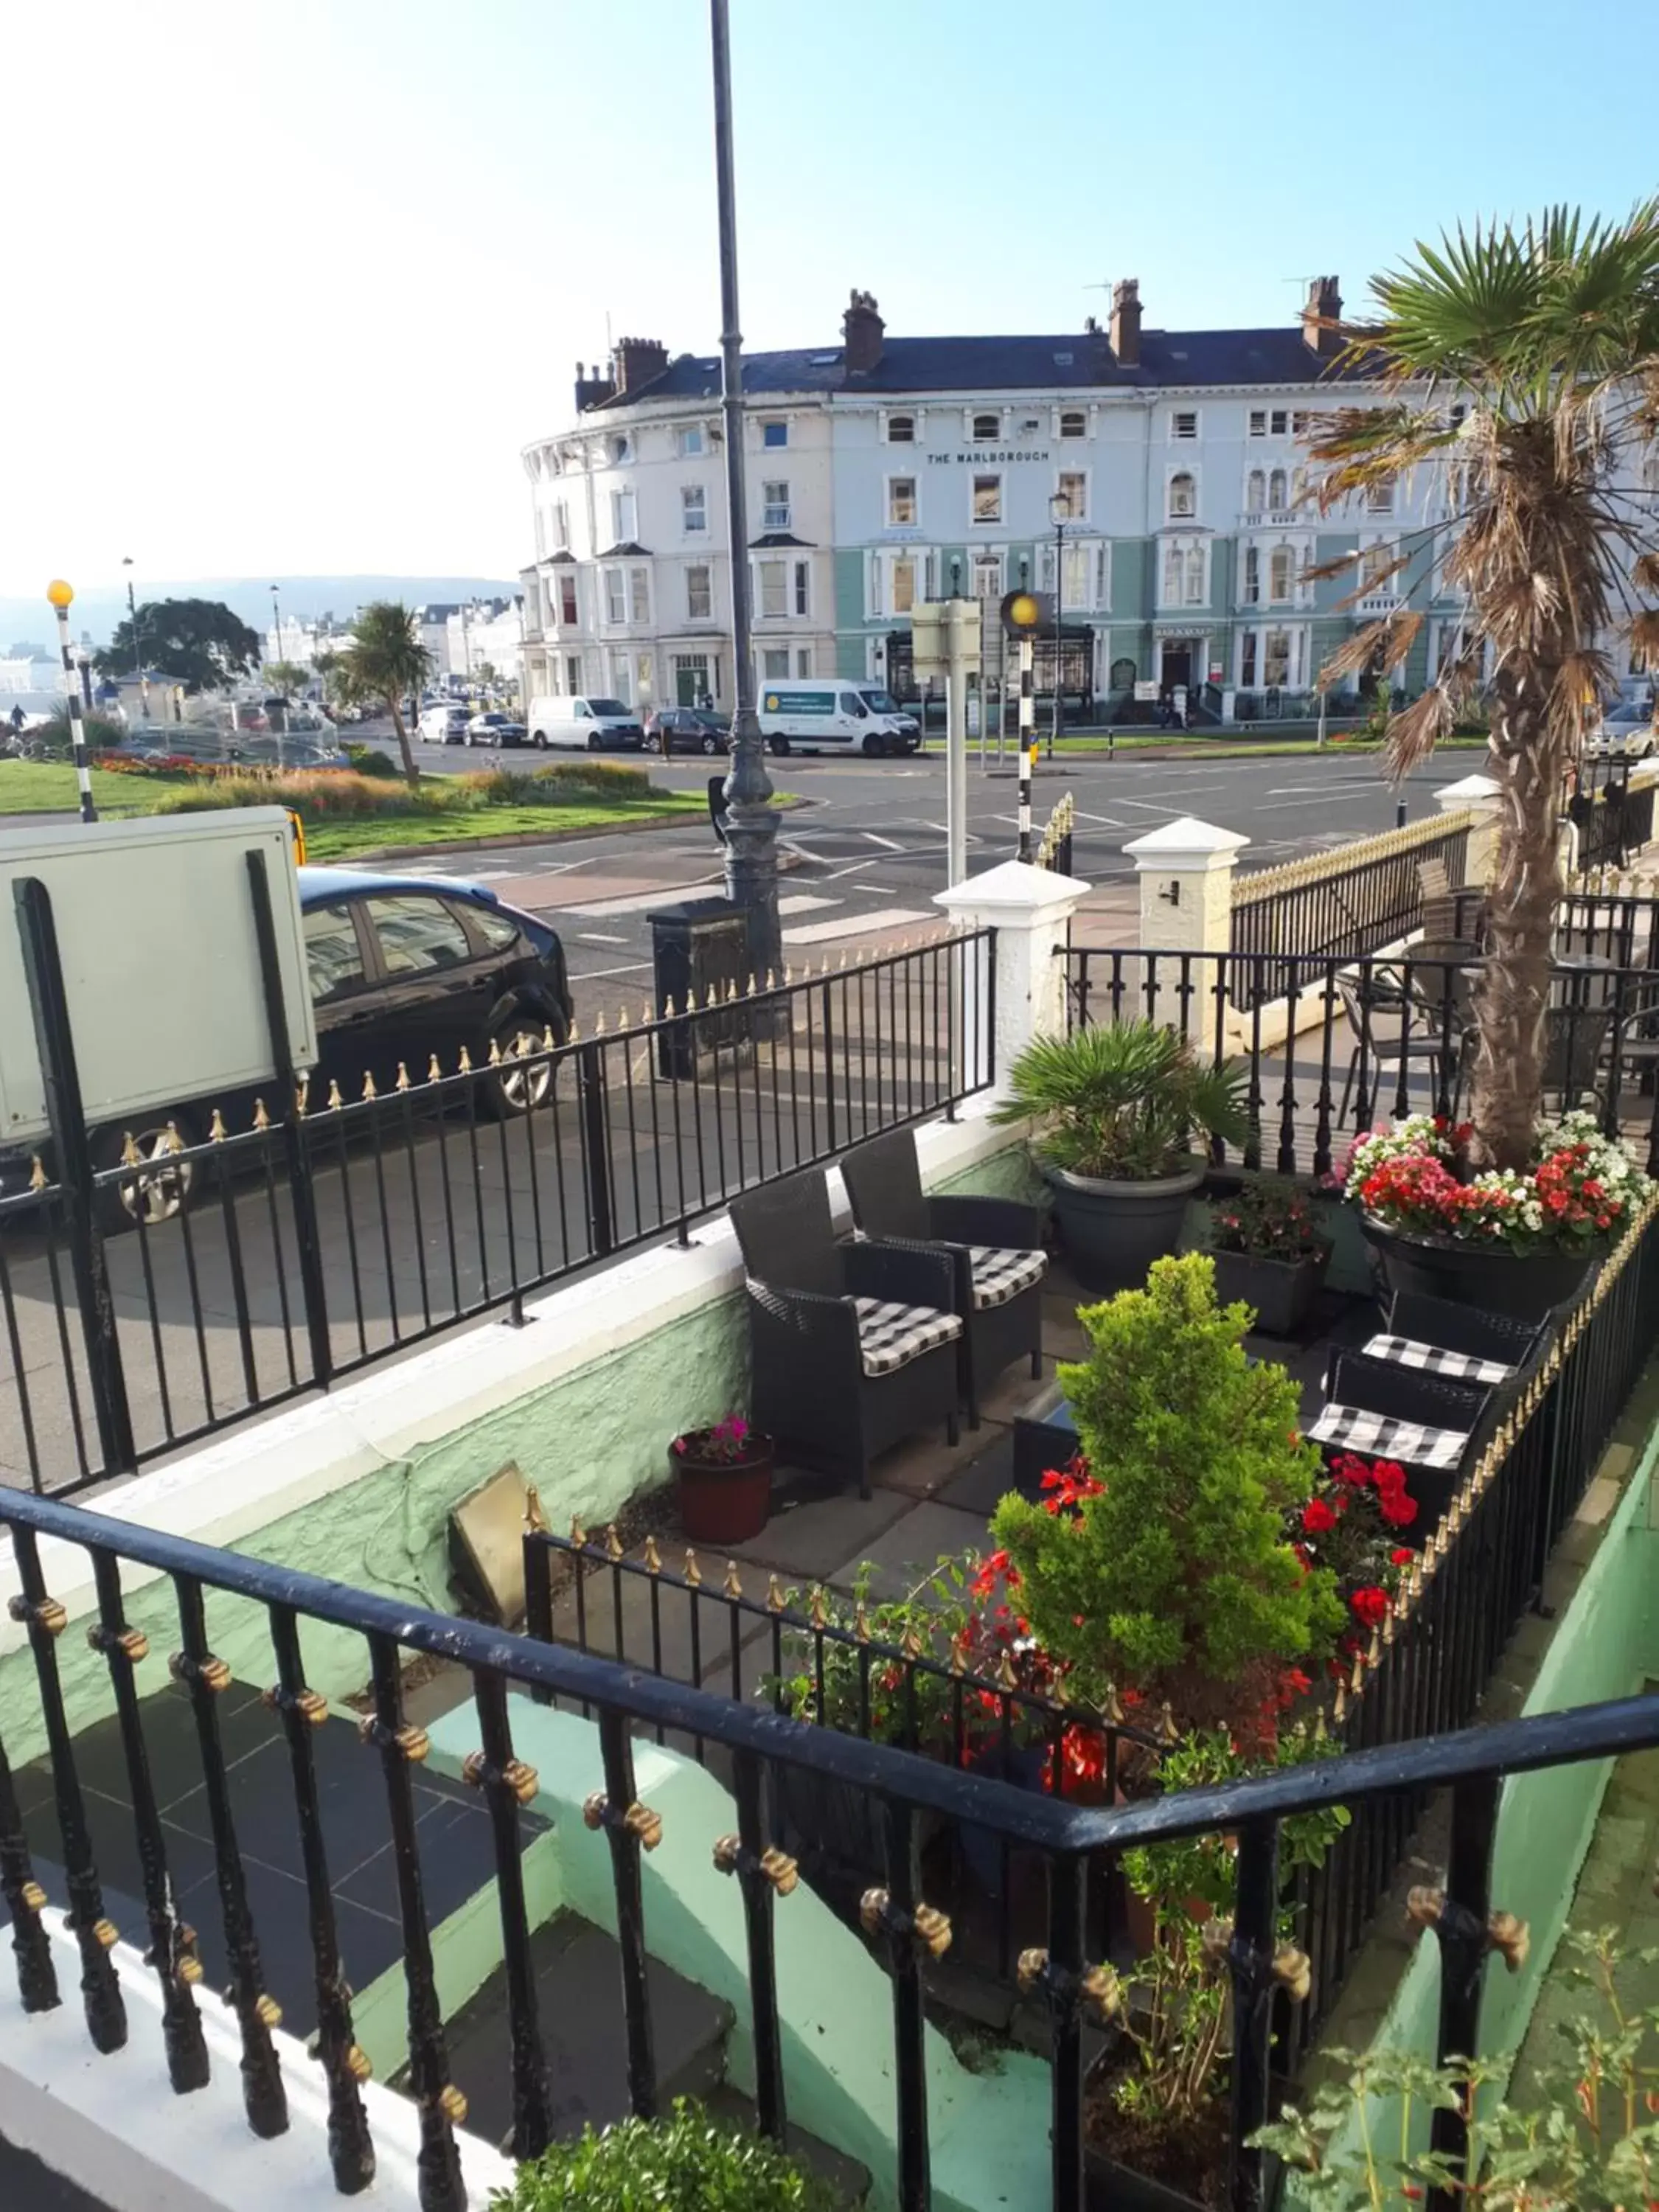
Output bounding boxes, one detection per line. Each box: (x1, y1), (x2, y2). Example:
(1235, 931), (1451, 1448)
(1048, 512), (1063, 761)
(1017, 636), (1034, 862)
(46, 581), (96, 824)
(709, 0), (781, 993)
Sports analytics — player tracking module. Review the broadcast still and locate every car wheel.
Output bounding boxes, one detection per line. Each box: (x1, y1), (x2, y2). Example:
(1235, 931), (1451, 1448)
(861, 732), (886, 758)
(485, 1012), (564, 1118)
(768, 736), (790, 757)
(587, 732), (602, 751)
(91, 1113), (198, 1234)
(701, 734), (722, 756)
(533, 731), (547, 748)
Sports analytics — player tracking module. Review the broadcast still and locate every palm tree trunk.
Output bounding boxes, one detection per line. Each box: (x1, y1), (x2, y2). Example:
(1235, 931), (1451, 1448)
(1467, 670), (1570, 1172)
(386, 696), (420, 787)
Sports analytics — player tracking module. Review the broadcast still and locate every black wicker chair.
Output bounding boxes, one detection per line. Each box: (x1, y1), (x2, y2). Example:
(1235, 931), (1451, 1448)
(841, 1127), (1046, 1427)
(1368, 1291), (1548, 1384)
(1309, 1348), (1495, 1537)
(730, 1169), (963, 1499)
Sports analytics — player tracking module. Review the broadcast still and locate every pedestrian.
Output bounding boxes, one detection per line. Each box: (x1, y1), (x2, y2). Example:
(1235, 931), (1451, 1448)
(1158, 690), (1175, 730)
(8, 704), (23, 738)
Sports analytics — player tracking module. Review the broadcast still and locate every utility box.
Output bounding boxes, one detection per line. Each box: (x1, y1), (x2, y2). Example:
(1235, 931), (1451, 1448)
(647, 897), (754, 1079)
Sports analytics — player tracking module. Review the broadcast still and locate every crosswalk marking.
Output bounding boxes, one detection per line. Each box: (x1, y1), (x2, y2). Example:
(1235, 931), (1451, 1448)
(782, 905), (931, 946)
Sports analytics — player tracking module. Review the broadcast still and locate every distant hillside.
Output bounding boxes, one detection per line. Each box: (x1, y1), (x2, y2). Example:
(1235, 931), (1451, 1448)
(0, 576), (519, 648)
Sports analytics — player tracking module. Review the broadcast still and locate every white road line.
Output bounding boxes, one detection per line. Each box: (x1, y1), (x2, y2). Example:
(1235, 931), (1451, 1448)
(776, 893), (841, 914)
(571, 959), (653, 978)
(554, 883), (714, 917)
(782, 906), (931, 946)
(1072, 810), (1127, 827)
(860, 831), (905, 849)
(576, 932), (628, 946)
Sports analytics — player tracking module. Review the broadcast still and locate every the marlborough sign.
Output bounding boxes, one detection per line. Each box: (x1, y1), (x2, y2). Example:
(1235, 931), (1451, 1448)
(926, 449), (1051, 466)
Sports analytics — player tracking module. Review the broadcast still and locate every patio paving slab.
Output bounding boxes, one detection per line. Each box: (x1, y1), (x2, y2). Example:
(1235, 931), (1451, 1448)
(828, 1498), (1001, 1604)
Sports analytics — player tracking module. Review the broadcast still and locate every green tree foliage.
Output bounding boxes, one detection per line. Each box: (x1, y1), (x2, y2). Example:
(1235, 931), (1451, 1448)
(333, 601), (430, 785)
(93, 598), (262, 695)
(991, 1254), (1342, 1731)
(490, 2099), (840, 2211)
(263, 659), (310, 697)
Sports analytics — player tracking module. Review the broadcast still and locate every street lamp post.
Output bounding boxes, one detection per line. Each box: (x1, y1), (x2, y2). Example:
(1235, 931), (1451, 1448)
(122, 555), (148, 720)
(1048, 491), (1068, 762)
(709, 0), (781, 997)
(270, 582), (282, 667)
(46, 580), (96, 824)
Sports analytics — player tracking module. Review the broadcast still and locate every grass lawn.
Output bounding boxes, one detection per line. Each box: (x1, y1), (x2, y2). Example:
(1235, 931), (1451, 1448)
(303, 791), (707, 860)
(0, 762), (152, 815)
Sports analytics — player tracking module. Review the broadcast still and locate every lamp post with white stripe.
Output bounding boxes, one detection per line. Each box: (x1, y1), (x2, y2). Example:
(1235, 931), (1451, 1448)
(46, 580), (96, 825)
(1000, 586), (1047, 863)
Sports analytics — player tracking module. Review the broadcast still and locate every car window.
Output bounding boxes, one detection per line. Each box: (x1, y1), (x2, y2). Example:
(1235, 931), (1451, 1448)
(588, 698), (628, 715)
(839, 692), (869, 717)
(305, 902), (371, 1006)
(365, 896), (474, 976)
(470, 905), (521, 953)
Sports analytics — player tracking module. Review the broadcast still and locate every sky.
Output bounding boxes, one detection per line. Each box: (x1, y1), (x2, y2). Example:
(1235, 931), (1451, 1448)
(4, 0), (1657, 605)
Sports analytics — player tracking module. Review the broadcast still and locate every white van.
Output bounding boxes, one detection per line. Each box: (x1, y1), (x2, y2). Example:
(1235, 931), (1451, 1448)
(419, 702), (470, 745)
(755, 683), (921, 758)
(525, 695), (647, 752)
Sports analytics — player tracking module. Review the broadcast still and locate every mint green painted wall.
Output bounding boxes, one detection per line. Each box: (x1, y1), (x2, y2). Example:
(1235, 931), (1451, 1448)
(1285, 1404), (1659, 2206)
(832, 548), (866, 632)
(835, 633), (866, 678)
(1313, 533), (1360, 613)
(1113, 538), (1150, 622)
(425, 1703), (1051, 2212)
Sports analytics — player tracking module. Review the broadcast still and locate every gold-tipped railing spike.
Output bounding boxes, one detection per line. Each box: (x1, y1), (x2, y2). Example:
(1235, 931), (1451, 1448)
(643, 1534), (662, 1574)
(1159, 1700), (1180, 1745)
(594, 1011), (606, 1035)
(361, 1071), (378, 1103)
(723, 1561), (743, 1601)
(1104, 1683), (1125, 1727)
(569, 1515), (587, 1549)
(121, 1131), (142, 1168)
(457, 1045), (473, 1075)
(326, 1079), (344, 1111)
(428, 1053), (442, 1084)
(807, 1585), (828, 1632)
(209, 1107), (227, 1141)
(1349, 1649), (1365, 1694)
(543, 1023), (557, 1050)
(487, 1038), (503, 1067)
(1333, 1680), (1349, 1726)
(1273, 1943), (1313, 2003)
(854, 1601), (871, 1644)
(396, 1061), (411, 1092)
(164, 1121), (185, 1155)
(747, 974), (759, 998)
(767, 1575), (786, 1615)
(522, 1484), (548, 1536)
(996, 1649), (1019, 1692)
(664, 996), (678, 1020)
(27, 1155), (47, 1192)
(684, 1548), (703, 1588)
(605, 1524), (623, 1562)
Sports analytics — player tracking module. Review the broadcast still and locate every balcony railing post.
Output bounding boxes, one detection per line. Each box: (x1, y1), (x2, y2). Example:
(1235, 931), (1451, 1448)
(576, 1038), (616, 1258)
(719, 1747), (790, 2143)
(866, 1797), (943, 2212)
(470, 1669), (557, 2160)
(591, 1708), (659, 2119)
(10, 1525), (126, 2053)
(1422, 1771), (1505, 2212)
(0, 1718), (59, 2014)
(1226, 1818), (1282, 2212)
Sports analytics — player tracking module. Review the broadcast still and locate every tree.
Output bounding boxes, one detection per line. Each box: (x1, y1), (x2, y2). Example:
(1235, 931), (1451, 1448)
(93, 597), (261, 695)
(477, 659), (497, 688)
(334, 602), (430, 785)
(263, 659), (310, 697)
(1308, 204), (1659, 1170)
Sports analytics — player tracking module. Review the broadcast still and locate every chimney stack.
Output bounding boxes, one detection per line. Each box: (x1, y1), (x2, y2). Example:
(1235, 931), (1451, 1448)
(1301, 276), (1343, 358)
(613, 335), (669, 396)
(842, 289), (885, 375)
(574, 359), (616, 412)
(1110, 279), (1141, 367)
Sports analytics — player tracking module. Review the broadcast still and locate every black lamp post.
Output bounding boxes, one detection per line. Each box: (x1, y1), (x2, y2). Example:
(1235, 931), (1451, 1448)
(709, 0), (780, 992)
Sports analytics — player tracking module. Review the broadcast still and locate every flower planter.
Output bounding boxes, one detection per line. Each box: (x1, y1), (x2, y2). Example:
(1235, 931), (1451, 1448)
(1211, 1245), (1329, 1337)
(670, 1433), (775, 1545)
(1048, 1162), (1205, 1295)
(1360, 1217), (1597, 1324)
(1083, 2148), (1211, 2212)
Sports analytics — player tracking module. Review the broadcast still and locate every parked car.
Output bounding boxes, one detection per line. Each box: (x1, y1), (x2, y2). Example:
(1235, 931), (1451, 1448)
(0, 867), (574, 1227)
(420, 703), (472, 746)
(463, 712), (529, 748)
(644, 706), (731, 757)
(1586, 698), (1657, 759)
(755, 682), (921, 757)
(524, 695), (647, 751)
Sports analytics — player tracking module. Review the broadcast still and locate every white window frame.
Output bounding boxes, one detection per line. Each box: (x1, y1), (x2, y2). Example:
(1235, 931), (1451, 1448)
(1267, 467), (1288, 512)
(970, 410), (1004, 443)
(677, 423), (706, 457)
(756, 559), (788, 620)
(762, 479), (791, 529)
(1158, 535), (1210, 611)
(1166, 468), (1198, 521)
(685, 563), (712, 622)
(970, 548), (1005, 602)
(681, 483), (707, 535)
(886, 473), (918, 528)
(1248, 411), (1267, 438)
(793, 560), (811, 618)
(1246, 468), (1266, 512)
(1054, 469), (1088, 523)
(1169, 409), (1200, 441)
(760, 647), (789, 681)
(796, 647), (813, 677)
(610, 434), (633, 464)
(602, 566), (625, 627)
(1365, 480), (1397, 515)
(883, 411), (916, 444)
(557, 570), (579, 627)
(971, 473), (1003, 526)
(550, 498), (570, 551)
(609, 489), (636, 543)
(1057, 408), (1088, 440)
(1357, 534), (1402, 597)
(1267, 545), (1295, 605)
(627, 566), (650, 626)
(1242, 545), (1261, 605)
(759, 418), (789, 449)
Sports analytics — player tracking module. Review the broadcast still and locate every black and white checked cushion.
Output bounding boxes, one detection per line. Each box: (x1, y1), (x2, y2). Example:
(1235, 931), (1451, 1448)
(853, 1296), (962, 1377)
(1362, 1334), (1515, 1386)
(1307, 1403), (1471, 1471)
(970, 1245), (1047, 1310)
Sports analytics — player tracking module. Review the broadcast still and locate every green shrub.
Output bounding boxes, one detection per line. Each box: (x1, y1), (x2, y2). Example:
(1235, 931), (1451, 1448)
(344, 744), (400, 778)
(465, 760), (652, 803)
(990, 1253), (1343, 1734)
(490, 2100), (840, 2211)
(29, 709), (126, 757)
(149, 758), (655, 824)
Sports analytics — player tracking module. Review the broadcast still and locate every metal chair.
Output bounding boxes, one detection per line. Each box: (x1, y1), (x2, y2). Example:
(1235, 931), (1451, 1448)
(1367, 1291), (1548, 1387)
(730, 1169), (962, 1500)
(1310, 1348), (1495, 1536)
(1336, 970), (1450, 1128)
(842, 1127), (1046, 1428)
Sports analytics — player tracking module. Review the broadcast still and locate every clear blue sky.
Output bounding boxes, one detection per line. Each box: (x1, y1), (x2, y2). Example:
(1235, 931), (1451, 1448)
(7, 0), (1656, 596)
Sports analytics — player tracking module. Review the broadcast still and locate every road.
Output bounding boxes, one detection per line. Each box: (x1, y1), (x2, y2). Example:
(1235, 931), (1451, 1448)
(382, 738), (1472, 1021)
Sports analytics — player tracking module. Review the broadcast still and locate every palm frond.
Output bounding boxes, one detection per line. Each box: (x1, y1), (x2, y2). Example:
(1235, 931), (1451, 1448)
(1385, 686), (1458, 780)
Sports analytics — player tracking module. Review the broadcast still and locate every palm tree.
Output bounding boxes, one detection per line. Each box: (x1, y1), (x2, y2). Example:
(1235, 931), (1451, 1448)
(1307, 204), (1659, 1171)
(335, 602), (430, 785)
(263, 659), (310, 698)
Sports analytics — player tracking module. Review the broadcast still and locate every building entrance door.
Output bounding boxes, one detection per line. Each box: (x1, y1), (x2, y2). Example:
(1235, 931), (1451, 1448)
(1160, 641), (1194, 692)
(674, 657), (707, 706)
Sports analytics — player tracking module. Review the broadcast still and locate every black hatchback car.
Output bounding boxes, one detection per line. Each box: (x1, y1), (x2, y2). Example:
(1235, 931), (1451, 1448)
(645, 707), (731, 757)
(3, 867), (574, 1225)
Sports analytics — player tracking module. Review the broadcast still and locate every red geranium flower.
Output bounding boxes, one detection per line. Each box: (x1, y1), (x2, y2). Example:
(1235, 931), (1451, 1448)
(1378, 1486), (1418, 1529)
(1301, 1497), (1338, 1535)
(1350, 1586), (1389, 1628)
(1391, 1547), (1414, 1566)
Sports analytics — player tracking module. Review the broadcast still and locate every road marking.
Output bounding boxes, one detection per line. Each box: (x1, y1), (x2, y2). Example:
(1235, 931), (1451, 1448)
(572, 959), (653, 978)
(554, 882), (715, 917)
(1073, 810), (1127, 827)
(861, 831), (905, 849)
(782, 906), (931, 945)
(577, 932), (628, 946)
(777, 893), (841, 914)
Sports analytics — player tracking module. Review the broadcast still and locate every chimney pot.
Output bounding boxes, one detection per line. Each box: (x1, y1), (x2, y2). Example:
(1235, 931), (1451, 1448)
(1110, 278), (1141, 368)
(1302, 275), (1343, 358)
(613, 335), (669, 395)
(843, 288), (885, 375)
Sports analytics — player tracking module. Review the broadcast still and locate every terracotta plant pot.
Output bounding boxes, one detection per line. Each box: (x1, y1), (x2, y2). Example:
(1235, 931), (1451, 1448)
(670, 1431), (774, 1545)
(1360, 1216), (1596, 1324)
(1211, 1244), (1330, 1336)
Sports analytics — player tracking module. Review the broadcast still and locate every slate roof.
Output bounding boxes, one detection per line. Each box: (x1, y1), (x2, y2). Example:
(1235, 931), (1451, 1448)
(748, 531), (815, 549)
(589, 328), (1374, 409)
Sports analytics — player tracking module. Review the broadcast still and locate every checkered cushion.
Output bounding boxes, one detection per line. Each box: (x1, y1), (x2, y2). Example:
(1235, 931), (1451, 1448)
(969, 1244), (1047, 1310)
(1363, 1334), (1516, 1386)
(853, 1296), (962, 1377)
(1307, 1402), (1472, 1471)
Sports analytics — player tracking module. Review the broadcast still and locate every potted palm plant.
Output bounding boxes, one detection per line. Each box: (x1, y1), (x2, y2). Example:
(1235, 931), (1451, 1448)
(993, 1020), (1248, 1292)
(1306, 205), (1659, 1307)
(1206, 1178), (1332, 1335)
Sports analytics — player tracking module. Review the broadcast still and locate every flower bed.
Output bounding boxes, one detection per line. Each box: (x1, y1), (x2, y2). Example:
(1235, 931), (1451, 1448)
(1341, 1110), (1649, 1251)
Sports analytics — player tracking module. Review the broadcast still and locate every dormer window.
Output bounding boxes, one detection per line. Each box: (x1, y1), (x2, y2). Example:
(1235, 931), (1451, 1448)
(972, 412), (1001, 442)
(886, 414), (915, 442)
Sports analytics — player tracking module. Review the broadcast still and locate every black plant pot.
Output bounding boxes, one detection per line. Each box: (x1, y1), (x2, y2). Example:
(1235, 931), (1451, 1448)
(1211, 1245), (1330, 1336)
(1360, 1217), (1598, 1324)
(1047, 1163), (1204, 1295)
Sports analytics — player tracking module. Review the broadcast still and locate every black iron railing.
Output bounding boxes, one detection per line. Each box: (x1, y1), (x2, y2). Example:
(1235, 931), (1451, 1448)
(1, 930), (993, 1498)
(1229, 819), (1472, 1008)
(3, 1481), (1659, 2211)
(1061, 945), (1659, 1178)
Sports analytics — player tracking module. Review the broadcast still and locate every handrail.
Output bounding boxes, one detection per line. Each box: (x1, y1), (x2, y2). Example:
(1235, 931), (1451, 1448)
(1231, 809), (1475, 908)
